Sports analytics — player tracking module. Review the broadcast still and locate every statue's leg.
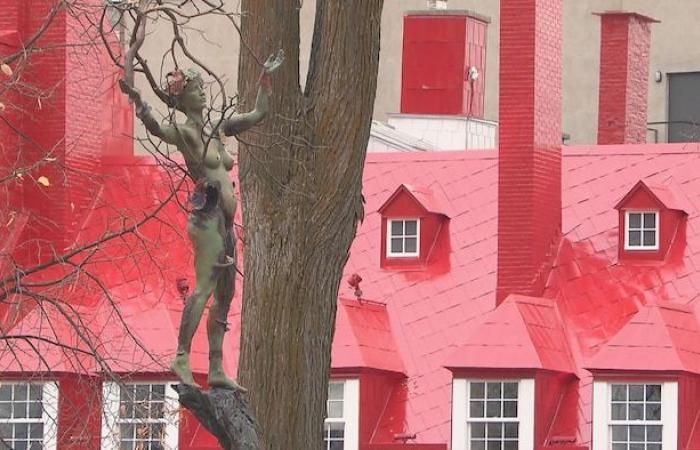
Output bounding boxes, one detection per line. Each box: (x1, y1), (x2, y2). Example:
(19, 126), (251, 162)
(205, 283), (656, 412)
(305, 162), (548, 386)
(207, 227), (245, 391)
(171, 223), (221, 387)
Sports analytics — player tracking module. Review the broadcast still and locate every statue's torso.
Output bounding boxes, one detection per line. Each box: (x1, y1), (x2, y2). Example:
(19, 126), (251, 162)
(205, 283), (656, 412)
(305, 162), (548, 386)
(178, 124), (236, 222)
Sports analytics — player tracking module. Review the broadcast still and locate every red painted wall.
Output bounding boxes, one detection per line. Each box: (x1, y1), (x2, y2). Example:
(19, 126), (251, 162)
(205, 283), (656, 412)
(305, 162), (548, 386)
(496, 0), (562, 305)
(401, 12), (488, 117)
(678, 375), (700, 450)
(597, 13), (657, 145)
(617, 188), (685, 261)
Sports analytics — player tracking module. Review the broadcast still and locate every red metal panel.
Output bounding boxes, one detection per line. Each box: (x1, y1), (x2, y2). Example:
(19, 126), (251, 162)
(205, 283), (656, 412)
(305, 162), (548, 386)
(401, 15), (468, 115)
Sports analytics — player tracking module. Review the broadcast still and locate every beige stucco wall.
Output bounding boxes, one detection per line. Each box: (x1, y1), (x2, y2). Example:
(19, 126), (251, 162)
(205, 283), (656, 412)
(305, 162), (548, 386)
(135, 1), (700, 147)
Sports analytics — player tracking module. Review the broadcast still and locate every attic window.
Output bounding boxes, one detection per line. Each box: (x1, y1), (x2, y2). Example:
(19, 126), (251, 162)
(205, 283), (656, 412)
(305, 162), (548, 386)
(387, 219), (420, 257)
(625, 211), (659, 250)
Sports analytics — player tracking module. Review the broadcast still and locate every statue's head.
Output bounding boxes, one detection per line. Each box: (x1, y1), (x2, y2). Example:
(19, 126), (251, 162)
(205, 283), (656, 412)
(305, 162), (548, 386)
(166, 69), (206, 113)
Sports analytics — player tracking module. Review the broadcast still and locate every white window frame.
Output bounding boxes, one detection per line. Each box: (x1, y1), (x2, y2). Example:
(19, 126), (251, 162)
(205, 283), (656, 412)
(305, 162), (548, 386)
(452, 379), (535, 450)
(624, 211), (660, 250)
(386, 218), (421, 258)
(0, 381), (59, 450)
(593, 381), (677, 450)
(323, 379), (359, 450)
(101, 381), (179, 450)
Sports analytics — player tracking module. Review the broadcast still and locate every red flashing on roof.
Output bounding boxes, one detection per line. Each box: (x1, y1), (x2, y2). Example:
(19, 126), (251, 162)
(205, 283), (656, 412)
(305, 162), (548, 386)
(615, 180), (688, 261)
(378, 185), (451, 271)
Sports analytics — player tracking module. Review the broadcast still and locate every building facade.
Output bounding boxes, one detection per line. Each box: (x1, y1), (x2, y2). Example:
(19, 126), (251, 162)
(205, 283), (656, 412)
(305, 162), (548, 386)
(5, 1), (700, 450)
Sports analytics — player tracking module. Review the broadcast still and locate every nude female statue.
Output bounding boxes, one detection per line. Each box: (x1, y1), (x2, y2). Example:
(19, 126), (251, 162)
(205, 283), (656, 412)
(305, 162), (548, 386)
(120, 50), (284, 390)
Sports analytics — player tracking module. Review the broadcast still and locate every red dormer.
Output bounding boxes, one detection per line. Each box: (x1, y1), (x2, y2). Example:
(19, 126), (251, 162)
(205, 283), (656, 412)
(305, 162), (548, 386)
(378, 184), (450, 269)
(615, 180), (688, 261)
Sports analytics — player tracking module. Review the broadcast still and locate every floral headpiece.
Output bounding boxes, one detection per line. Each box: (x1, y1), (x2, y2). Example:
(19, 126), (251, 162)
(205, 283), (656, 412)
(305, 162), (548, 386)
(165, 68), (202, 97)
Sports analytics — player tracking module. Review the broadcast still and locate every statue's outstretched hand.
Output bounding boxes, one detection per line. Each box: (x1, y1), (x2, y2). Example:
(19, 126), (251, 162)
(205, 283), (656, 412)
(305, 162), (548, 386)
(263, 49), (285, 75)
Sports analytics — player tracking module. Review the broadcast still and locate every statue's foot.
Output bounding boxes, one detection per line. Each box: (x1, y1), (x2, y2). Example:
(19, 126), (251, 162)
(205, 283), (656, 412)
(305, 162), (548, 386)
(171, 354), (201, 388)
(208, 370), (247, 392)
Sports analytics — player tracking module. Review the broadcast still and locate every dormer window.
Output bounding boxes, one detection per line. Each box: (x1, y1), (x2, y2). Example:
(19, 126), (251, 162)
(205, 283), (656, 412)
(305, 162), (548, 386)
(625, 211), (659, 250)
(615, 181), (688, 261)
(387, 219), (420, 257)
(378, 184), (450, 269)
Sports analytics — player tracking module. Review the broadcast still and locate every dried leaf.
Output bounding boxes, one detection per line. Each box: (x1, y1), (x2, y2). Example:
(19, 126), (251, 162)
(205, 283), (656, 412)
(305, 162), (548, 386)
(0, 102), (4, 112)
(0, 63), (11, 77)
(37, 176), (50, 187)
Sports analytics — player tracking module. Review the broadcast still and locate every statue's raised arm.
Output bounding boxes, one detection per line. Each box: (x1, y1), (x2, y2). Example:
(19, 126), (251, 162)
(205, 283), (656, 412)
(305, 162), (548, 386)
(222, 49), (285, 137)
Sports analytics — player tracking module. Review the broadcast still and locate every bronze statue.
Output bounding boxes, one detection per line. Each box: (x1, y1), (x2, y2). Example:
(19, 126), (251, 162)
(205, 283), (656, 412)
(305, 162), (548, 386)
(120, 51), (284, 390)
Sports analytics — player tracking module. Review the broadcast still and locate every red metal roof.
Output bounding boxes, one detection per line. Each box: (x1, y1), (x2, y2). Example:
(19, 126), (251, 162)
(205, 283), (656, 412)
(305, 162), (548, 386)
(5, 143), (700, 446)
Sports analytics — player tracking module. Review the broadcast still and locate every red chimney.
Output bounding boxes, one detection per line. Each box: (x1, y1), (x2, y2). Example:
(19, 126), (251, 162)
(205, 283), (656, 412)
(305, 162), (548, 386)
(0, 0), (133, 263)
(596, 11), (658, 145)
(401, 9), (489, 117)
(497, 0), (562, 305)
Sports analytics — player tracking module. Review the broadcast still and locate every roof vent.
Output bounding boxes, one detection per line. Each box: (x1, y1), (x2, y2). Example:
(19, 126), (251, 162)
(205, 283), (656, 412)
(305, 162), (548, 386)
(427, 0), (448, 9)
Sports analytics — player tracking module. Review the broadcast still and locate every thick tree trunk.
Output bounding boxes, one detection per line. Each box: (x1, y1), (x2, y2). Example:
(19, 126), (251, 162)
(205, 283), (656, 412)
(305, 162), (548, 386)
(236, 1), (383, 449)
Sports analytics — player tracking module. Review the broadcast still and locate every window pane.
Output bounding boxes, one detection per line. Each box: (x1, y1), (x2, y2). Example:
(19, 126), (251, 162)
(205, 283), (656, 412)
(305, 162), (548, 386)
(390, 238), (403, 253)
(120, 401), (133, 419)
(643, 231), (656, 246)
(471, 423), (486, 438)
(629, 213), (642, 228)
(612, 403), (627, 420)
(629, 231), (642, 246)
(0, 387), (11, 402)
(151, 384), (165, 398)
(647, 444), (661, 450)
(29, 386), (41, 402)
(504, 423), (518, 438)
(629, 403), (644, 420)
(0, 423), (11, 438)
(645, 403), (661, 421)
(120, 424), (134, 440)
(629, 385), (644, 401)
(0, 403), (11, 419)
(504, 441), (517, 450)
(16, 424), (28, 439)
(487, 441), (502, 450)
(404, 237), (417, 253)
(330, 442), (343, 450)
(29, 424), (42, 440)
(327, 401), (343, 419)
(612, 444), (627, 450)
(487, 423), (502, 438)
(328, 422), (344, 439)
(28, 402), (41, 419)
(328, 383), (344, 401)
(503, 401), (517, 418)
(405, 220), (417, 236)
(647, 426), (662, 442)
(135, 386), (149, 402)
(149, 402), (164, 419)
(14, 402), (27, 418)
(630, 444), (644, 450)
(646, 385), (661, 402)
(15, 386), (27, 402)
(629, 426), (645, 442)
(486, 383), (502, 399)
(612, 385), (627, 401)
(470, 382), (485, 399)
(643, 213), (656, 228)
(29, 442), (41, 450)
(503, 383), (518, 400)
(15, 441), (27, 450)
(120, 442), (133, 450)
(612, 426), (627, 442)
(470, 401), (485, 418)
(486, 401), (501, 418)
(471, 440), (486, 450)
(391, 221), (403, 235)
